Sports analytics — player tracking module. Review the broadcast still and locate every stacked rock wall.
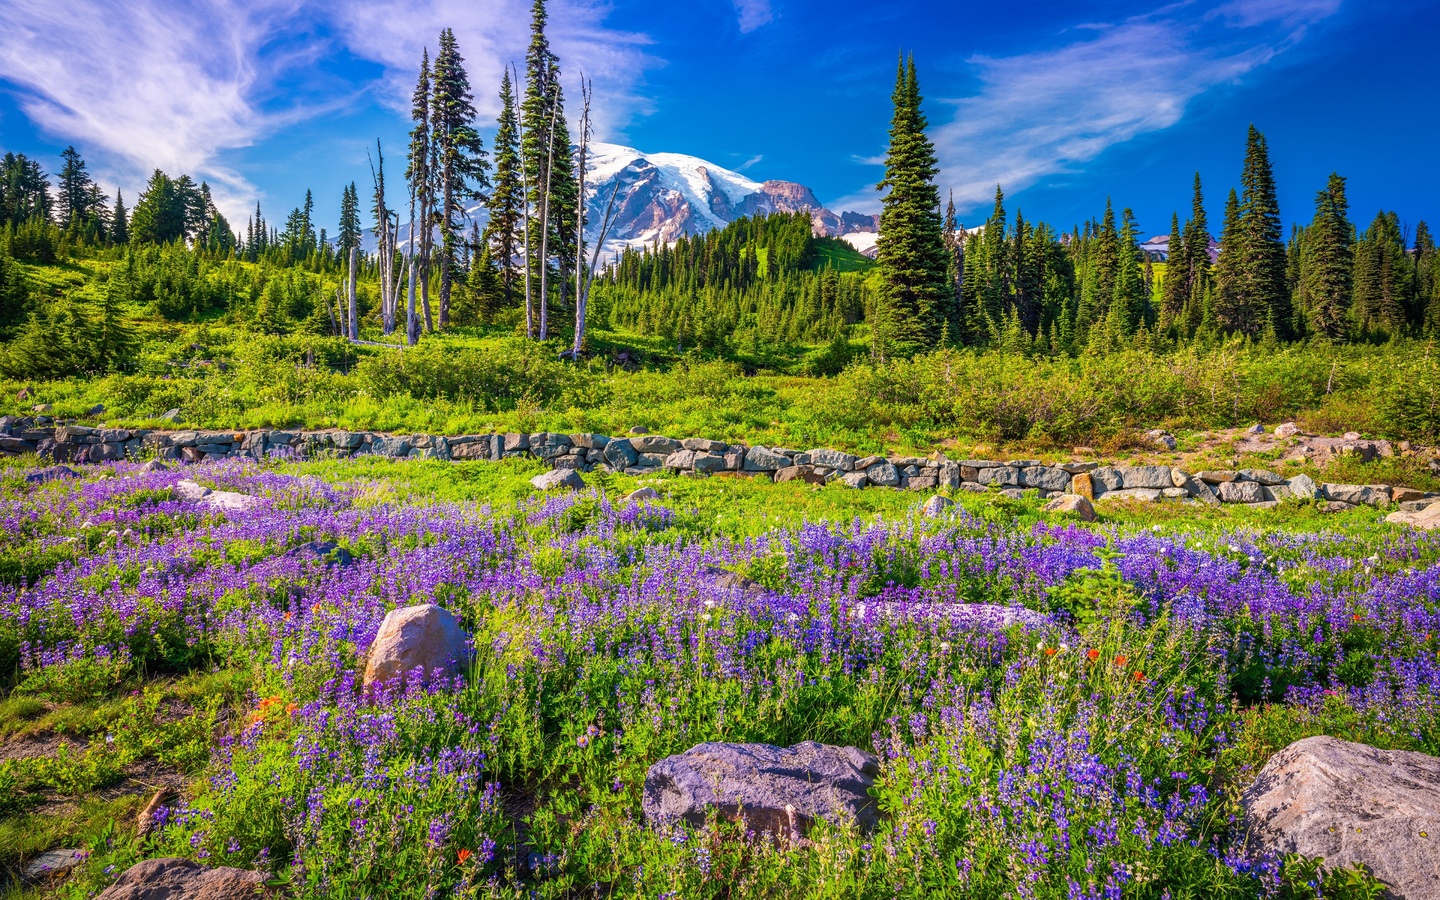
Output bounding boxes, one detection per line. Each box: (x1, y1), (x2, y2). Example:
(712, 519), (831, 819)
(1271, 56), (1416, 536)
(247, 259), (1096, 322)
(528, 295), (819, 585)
(2, 414), (1437, 512)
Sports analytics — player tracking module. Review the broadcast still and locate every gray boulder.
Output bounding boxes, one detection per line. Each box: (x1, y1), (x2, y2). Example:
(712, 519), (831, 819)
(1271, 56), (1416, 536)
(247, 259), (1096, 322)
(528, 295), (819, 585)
(1387, 502), (1440, 532)
(624, 486), (660, 503)
(1219, 481), (1267, 504)
(840, 471), (868, 489)
(743, 446), (788, 472)
(363, 604), (469, 686)
(976, 466), (1019, 486)
(1275, 422), (1301, 438)
(693, 453), (727, 473)
(1287, 473), (1319, 500)
(1145, 429), (1177, 450)
(682, 437), (726, 453)
(531, 469), (585, 491)
(1242, 736), (1440, 899)
(1019, 466), (1071, 492)
(807, 448), (857, 472)
(1118, 466), (1173, 489)
(1100, 488), (1164, 502)
(631, 435), (682, 455)
(866, 461), (900, 487)
(1239, 468), (1285, 486)
(603, 438), (638, 469)
(1323, 483), (1392, 508)
(287, 541), (353, 567)
(921, 495), (953, 518)
(1090, 467), (1124, 495)
(643, 741), (881, 836)
(23, 465), (79, 485)
(1197, 470), (1239, 484)
(94, 857), (269, 899)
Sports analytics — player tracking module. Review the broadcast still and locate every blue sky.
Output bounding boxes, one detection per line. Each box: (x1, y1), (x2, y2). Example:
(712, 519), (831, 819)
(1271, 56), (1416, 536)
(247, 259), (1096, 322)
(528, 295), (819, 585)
(0, 0), (1437, 241)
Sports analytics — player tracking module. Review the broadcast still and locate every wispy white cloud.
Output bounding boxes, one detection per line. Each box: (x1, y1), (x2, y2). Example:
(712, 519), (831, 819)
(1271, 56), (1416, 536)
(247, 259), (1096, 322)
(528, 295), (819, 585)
(733, 0), (774, 33)
(0, 0), (657, 221)
(735, 153), (764, 171)
(831, 0), (1344, 215)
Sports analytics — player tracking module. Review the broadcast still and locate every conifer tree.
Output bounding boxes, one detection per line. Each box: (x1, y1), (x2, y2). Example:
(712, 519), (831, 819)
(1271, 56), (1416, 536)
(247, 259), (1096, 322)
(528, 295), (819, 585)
(110, 190), (129, 245)
(1224, 126), (1289, 337)
(56, 146), (95, 231)
(1353, 210), (1411, 334)
(1211, 188), (1244, 334)
(337, 182), (362, 257)
(485, 69), (524, 311)
(1112, 208), (1147, 335)
(873, 55), (949, 357)
(430, 27), (490, 329)
(1159, 211), (1185, 328)
(407, 48), (436, 334)
(130, 170), (186, 245)
(1301, 172), (1353, 341)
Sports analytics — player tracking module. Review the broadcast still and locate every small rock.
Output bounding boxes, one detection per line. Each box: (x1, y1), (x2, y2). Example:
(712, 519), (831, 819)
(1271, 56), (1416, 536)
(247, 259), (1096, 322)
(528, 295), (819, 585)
(95, 857), (269, 899)
(840, 471), (868, 489)
(703, 566), (766, 597)
(84, 404), (106, 418)
(173, 480), (213, 502)
(287, 541), (353, 567)
(1196, 470), (1238, 484)
(23, 465), (80, 485)
(1275, 422), (1301, 438)
(158, 408), (182, 423)
(32, 403), (53, 414)
(1144, 429), (1177, 451)
(531, 469), (585, 491)
(1069, 472), (1094, 500)
(628, 426), (649, 435)
(1238, 469), (1285, 486)
(140, 459), (170, 473)
(1320, 500), (1357, 513)
(1044, 494), (1096, 522)
(1246, 423), (1265, 434)
(1392, 487), (1425, 504)
(1242, 736), (1440, 900)
(643, 741), (881, 837)
(363, 604), (469, 686)
(921, 495), (953, 518)
(23, 848), (86, 882)
(624, 487), (660, 503)
(15, 387), (30, 401)
(1286, 473), (1318, 500)
(1343, 431), (1362, 440)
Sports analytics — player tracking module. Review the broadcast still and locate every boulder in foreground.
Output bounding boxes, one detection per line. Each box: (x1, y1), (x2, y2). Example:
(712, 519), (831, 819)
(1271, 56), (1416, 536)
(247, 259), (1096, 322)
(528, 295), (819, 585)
(643, 741), (880, 837)
(363, 604), (469, 686)
(1242, 735), (1440, 899)
(95, 857), (269, 899)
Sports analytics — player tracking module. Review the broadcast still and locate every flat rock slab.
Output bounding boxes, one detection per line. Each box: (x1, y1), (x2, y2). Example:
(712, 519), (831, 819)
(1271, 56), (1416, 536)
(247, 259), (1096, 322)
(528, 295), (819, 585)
(867, 601), (1051, 631)
(363, 604), (469, 686)
(1242, 736), (1440, 899)
(643, 741), (880, 836)
(95, 857), (269, 899)
(24, 848), (86, 881)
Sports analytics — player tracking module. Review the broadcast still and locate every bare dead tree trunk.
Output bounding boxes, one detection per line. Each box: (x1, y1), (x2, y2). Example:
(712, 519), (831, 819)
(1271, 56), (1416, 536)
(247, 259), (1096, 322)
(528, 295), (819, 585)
(368, 141), (398, 335)
(348, 246), (359, 341)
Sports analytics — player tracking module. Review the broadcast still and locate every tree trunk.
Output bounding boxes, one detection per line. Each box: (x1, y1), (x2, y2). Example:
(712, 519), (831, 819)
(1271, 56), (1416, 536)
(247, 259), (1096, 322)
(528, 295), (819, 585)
(348, 246), (359, 341)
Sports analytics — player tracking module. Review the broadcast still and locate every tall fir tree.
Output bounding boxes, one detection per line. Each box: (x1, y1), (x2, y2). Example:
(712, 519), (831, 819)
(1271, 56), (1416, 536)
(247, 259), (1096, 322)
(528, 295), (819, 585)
(1353, 210), (1412, 335)
(1301, 172), (1353, 341)
(407, 48), (436, 334)
(1223, 126), (1289, 337)
(1159, 211), (1185, 328)
(1211, 187), (1244, 335)
(485, 68), (524, 311)
(430, 27), (490, 329)
(337, 182), (362, 257)
(110, 190), (129, 245)
(56, 146), (96, 232)
(873, 55), (949, 358)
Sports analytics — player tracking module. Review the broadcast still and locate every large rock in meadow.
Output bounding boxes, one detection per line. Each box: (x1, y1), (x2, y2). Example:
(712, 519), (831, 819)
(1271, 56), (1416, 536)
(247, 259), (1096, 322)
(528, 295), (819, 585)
(531, 468), (584, 491)
(1323, 483), (1392, 508)
(363, 604), (469, 686)
(643, 741), (881, 836)
(921, 495), (953, 517)
(1242, 736), (1440, 899)
(1219, 481), (1267, 504)
(95, 857), (269, 899)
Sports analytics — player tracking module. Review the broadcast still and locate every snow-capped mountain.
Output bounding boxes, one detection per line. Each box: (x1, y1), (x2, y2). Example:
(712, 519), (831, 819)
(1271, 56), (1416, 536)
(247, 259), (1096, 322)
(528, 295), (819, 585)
(583, 143), (877, 254)
(375, 143), (880, 257)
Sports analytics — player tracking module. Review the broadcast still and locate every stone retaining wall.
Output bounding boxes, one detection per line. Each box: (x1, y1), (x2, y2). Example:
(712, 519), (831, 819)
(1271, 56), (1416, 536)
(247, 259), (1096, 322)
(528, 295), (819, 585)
(3, 414), (1437, 513)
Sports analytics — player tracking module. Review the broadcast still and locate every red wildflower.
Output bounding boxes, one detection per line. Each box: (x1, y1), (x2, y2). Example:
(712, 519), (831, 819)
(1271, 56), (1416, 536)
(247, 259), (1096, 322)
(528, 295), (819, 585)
(1132, 671), (1146, 683)
(1086, 649), (1100, 662)
(1114, 655), (1128, 668)
(1044, 647), (1057, 657)
(457, 848), (472, 865)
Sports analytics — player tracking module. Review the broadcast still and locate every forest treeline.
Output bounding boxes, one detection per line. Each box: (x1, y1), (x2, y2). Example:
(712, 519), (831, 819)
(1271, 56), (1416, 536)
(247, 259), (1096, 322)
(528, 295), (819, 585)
(1, 22), (1438, 389)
